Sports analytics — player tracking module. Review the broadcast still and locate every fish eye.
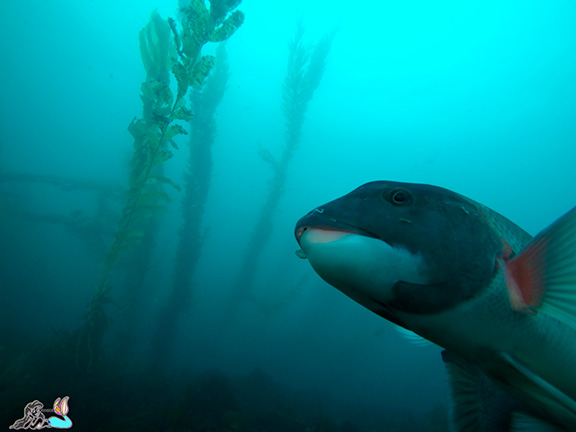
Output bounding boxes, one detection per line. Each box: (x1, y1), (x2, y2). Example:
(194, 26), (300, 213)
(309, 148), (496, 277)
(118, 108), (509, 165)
(389, 189), (412, 206)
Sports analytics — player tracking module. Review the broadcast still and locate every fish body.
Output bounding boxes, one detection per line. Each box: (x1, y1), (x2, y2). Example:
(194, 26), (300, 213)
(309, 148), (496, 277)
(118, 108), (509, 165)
(295, 181), (576, 431)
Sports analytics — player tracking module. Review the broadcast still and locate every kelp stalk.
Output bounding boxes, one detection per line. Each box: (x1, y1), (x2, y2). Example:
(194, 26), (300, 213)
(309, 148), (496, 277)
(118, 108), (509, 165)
(228, 20), (336, 312)
(150, 0), (243, 370)
(74, 2), (241, 371)
(150, 45), (230, 369)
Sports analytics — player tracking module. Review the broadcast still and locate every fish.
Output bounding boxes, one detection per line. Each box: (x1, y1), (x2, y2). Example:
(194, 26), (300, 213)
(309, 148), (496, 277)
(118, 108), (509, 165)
(294, 180), (576, 431)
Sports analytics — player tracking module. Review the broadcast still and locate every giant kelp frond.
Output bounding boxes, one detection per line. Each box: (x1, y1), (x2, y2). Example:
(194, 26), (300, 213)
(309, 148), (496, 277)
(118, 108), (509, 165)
(191, 43), (230, 121)
(172, 0), (243, 99)
(149, 35), (236, 372)
(302, 26), (339, 103)
(139, 9), (174, 84)
(77, 3), (243, 372)
(282, 21), (337, 156)
(176, 0), (244, 62)
(226, 20), (335, 319)
(284, 18), (310, 96)
(209, 9), (244, 42)
(282, 20), (309, 138)
(210, 0), (242, 23)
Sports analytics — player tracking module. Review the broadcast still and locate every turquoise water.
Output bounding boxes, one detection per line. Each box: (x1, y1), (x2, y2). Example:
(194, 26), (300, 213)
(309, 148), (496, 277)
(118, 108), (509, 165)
(1, 0), (575, 430)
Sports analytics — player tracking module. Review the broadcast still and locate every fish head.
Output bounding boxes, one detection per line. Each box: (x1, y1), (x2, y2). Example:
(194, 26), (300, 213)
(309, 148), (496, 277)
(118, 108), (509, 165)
(295, 181), (502, 324)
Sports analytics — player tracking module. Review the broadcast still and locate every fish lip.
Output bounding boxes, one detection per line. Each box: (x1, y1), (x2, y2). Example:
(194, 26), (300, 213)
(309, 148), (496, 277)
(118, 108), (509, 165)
(295, 223), (378, 245)
(295, 207), (380, 244)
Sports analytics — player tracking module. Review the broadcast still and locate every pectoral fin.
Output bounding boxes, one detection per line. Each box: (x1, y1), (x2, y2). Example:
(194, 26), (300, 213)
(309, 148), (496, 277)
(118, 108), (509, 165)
(442, 350), (522, 431)
(502, 206), (576, 329)
(443, 350), (572, 431)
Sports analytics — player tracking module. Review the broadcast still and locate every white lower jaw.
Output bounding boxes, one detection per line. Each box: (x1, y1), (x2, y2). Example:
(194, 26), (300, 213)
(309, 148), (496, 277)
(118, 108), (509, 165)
(299, 228), (427, 304)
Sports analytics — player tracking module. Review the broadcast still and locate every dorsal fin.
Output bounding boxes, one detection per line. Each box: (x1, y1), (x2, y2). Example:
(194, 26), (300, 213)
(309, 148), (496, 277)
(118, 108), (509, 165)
(502, 206), (576, 327)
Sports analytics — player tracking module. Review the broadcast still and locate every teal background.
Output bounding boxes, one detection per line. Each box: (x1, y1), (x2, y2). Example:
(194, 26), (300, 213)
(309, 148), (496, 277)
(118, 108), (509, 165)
(1, 0), (575, 429)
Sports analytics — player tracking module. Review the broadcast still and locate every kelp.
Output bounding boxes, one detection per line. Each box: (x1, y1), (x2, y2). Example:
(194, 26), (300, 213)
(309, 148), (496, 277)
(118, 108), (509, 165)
(150, 36), (234, 369)
(228, 20), (337, 313)
(139, 9), (174, 84)
(76, 2), (243, 372)
(171, 0), (244, 96)
(0, 173), (120, 258)
(0, 172), (121, 193)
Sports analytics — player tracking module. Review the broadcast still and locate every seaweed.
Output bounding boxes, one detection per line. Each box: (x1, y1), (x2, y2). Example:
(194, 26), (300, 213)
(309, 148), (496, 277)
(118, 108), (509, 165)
(150, 42), (233, 369)
(75, 1), (243, 372)
(227, 20), (337, 313)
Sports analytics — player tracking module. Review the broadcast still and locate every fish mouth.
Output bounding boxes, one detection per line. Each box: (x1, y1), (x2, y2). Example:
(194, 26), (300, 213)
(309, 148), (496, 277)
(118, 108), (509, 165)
(295, 205), (381, 243)
(295, 220), (378, 245)
(294, 223), (429, 313)
(295, 210), (381, 261)
(294, 226), (378, 260)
